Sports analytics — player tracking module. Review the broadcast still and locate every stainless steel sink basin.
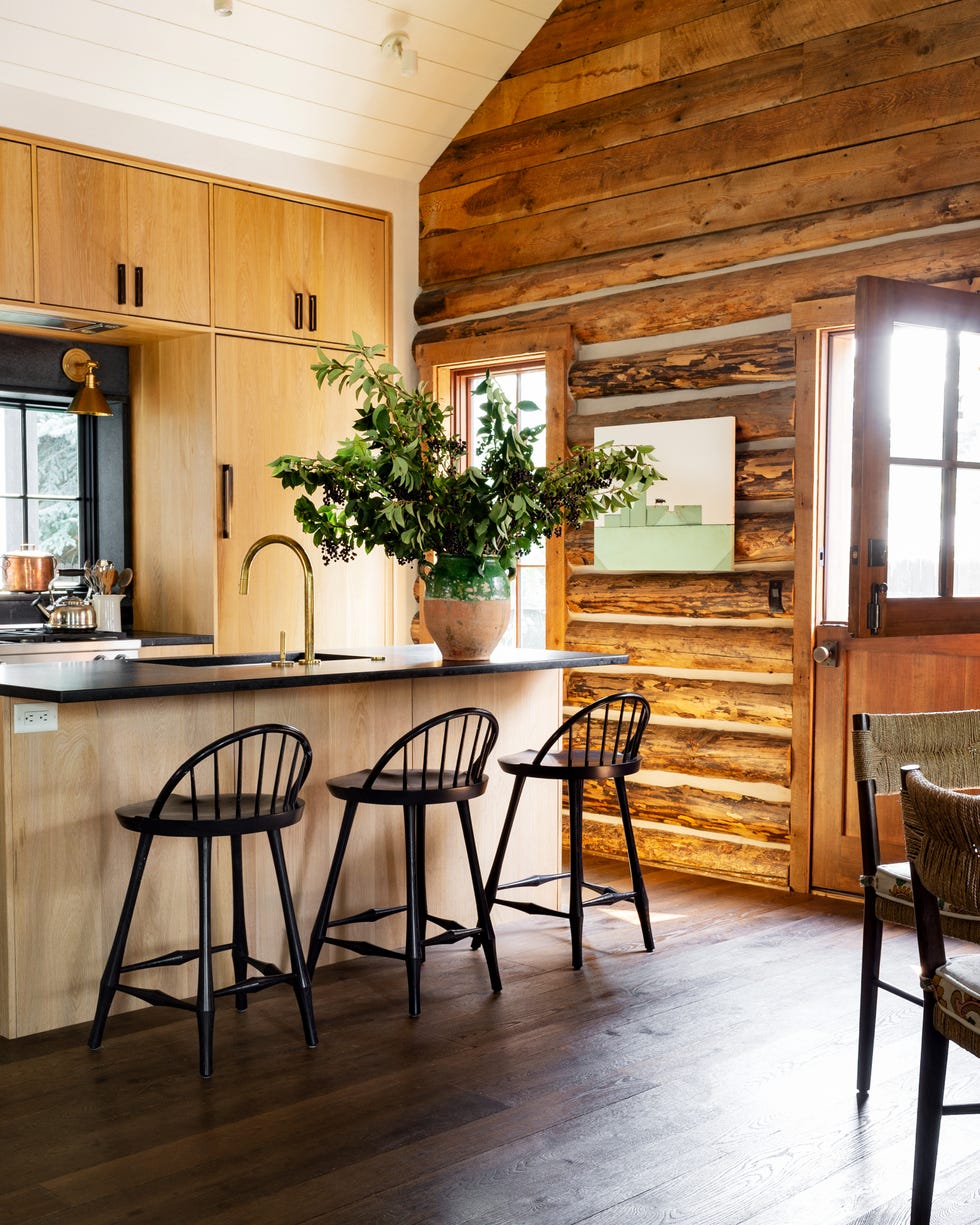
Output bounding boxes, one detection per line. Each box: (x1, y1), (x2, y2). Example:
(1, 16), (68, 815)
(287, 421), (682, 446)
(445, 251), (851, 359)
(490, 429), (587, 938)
(139, 652), (371, 668)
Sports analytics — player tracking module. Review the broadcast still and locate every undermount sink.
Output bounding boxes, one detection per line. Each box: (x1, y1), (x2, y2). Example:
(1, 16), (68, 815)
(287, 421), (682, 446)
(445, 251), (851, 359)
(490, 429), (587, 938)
(139, 651), (372, 668)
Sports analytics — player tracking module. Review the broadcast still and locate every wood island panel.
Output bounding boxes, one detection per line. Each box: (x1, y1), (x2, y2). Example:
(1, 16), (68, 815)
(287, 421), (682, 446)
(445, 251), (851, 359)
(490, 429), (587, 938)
(0, 669), (561, 1038)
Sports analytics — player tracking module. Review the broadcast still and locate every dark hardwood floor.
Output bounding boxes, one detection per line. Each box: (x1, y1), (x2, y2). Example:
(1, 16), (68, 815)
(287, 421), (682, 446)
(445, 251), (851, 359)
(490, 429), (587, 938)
(3, 856), (980, 1225)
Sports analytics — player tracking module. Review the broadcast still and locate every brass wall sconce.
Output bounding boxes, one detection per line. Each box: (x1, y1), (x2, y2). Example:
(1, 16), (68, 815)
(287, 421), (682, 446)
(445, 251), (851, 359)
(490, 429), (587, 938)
(61, 348), (113, 417)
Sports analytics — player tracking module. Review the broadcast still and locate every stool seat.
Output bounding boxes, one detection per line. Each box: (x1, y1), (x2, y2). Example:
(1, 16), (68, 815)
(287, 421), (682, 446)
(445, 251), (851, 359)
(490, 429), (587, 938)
(87, 724), (318, 1078)
(115, 793), (305, 837)
(327, 769), (487, 806)
(486, 693), (655, 970)
(309, 707), (501, 1017)
(498, 748), (643, 781)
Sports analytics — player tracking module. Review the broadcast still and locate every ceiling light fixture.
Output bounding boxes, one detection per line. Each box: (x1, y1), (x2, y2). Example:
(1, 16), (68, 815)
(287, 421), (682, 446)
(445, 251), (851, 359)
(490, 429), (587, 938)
(213, 0), (233, 15)
(62, 348), (113, 417)
(380, 30), (418, 78)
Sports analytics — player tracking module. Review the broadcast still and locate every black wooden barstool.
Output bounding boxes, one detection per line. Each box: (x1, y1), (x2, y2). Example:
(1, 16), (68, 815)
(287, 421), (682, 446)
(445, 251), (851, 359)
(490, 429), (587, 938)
(485, 692), (654, 969)
(88, 724), (317, 1077)
(307, 707), (501, 1017)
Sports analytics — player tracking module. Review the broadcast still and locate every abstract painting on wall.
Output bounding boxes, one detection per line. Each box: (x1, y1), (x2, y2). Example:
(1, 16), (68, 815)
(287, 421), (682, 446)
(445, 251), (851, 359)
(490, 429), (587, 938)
(594, 416), (736, 571)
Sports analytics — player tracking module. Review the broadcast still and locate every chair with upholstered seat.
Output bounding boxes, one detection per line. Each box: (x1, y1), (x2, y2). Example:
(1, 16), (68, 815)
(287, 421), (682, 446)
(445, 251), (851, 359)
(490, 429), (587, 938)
(851, 710), (980, 1096)
(899, 766), (980, 1225)
(484, 691), (654, 970)
(87, 723), (317, 1078)
(307, 707), (501, 1017)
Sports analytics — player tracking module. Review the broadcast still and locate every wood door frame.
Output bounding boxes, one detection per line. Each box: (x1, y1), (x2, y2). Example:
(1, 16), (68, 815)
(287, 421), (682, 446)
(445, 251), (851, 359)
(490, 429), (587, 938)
(414, 325), (575, 649)
(790, 295), (855, 893)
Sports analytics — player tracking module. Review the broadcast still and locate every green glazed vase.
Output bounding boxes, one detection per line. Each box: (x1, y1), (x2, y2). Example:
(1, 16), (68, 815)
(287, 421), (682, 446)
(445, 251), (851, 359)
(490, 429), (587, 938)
(423, 555), (511, 660)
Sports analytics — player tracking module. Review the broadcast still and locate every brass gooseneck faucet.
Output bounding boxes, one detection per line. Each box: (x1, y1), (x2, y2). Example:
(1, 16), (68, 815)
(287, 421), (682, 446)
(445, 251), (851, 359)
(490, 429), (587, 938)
(239, 534), (319, 666)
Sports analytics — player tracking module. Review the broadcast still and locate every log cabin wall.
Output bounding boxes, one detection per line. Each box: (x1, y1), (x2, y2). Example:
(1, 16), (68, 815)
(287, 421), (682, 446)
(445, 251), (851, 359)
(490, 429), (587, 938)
(412, 0), (980, 890)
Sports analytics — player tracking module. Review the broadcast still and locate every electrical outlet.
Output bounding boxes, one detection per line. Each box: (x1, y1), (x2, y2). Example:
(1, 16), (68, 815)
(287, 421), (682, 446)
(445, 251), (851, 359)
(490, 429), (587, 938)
(14, 702), (58, 733)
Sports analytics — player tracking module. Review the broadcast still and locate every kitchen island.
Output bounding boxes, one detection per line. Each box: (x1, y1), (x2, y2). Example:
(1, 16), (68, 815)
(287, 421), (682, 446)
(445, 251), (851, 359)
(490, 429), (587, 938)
(0, 645), (624, 1037)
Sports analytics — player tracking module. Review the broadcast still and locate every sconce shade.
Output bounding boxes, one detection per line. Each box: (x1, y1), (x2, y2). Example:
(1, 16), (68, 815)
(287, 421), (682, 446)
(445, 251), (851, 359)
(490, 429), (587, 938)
(62, 347), (113, 417)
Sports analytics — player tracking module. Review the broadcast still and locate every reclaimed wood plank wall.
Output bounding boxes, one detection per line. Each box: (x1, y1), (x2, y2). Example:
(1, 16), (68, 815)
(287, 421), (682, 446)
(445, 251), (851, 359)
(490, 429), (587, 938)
(413, 0), (980, 889)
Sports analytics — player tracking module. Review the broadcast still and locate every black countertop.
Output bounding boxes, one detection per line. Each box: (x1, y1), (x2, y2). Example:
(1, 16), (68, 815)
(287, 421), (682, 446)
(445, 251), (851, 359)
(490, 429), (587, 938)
(0, 645), (627, 703)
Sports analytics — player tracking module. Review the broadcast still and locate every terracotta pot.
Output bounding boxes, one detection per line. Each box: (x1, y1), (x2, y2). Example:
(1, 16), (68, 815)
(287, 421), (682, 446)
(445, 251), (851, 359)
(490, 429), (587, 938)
(422, 555), (511, 661)
(1, 544), (57, 592)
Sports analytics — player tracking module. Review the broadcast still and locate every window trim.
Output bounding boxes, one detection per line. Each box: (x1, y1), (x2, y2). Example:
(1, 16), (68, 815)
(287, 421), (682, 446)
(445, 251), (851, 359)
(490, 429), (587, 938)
(414, 325), (575, 649)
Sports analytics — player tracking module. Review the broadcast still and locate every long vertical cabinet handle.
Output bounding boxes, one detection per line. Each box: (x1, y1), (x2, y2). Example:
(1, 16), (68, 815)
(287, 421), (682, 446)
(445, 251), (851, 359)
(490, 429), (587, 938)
(116, 263), (127, 306)
(134, 266), (144, 308)
(221, 464), (233, 539)
(294, 292), (304, 330)
(308, 294), (317, 333)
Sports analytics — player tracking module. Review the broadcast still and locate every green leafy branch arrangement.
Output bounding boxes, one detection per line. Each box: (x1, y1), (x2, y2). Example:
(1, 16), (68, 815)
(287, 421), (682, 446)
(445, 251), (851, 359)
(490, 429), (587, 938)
(270, 336), (664, 575)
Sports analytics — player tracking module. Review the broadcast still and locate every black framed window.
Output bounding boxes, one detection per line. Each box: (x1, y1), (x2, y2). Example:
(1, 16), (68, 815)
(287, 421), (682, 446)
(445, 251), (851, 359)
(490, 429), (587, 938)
(0, 392), (96, 566)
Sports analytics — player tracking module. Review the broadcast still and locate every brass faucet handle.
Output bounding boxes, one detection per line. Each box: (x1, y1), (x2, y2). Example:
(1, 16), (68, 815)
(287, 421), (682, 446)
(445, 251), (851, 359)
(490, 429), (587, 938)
(270, 629), (295, 668)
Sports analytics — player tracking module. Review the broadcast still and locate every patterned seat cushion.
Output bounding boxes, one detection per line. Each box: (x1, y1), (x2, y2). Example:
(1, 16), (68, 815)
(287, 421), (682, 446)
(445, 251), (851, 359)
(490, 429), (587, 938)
(933, 956), (980, 1048)
(874, 862), (980, 925)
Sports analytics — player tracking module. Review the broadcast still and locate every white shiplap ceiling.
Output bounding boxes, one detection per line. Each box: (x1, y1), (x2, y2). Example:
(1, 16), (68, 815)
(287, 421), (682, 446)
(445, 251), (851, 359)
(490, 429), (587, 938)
(0, 0), (559, 182)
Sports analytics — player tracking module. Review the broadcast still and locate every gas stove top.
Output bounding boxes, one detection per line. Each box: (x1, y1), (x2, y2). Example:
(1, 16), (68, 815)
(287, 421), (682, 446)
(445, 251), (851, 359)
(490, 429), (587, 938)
(0, 627), (132, 643)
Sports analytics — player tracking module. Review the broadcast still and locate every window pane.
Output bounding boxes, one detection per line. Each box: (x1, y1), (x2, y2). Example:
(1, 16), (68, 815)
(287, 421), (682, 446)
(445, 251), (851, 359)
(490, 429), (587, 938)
(959, 330), (980, 463)
(954, 468), (980, 596)
(518, 564), (546, 648)
(887, 463), (942, 597)
(823, 331), (855, 623)
(889, 323), (946, 461)
(29, 498), (81, 565)
(26, 409), (78, 497)
(0, 411), (23, 496)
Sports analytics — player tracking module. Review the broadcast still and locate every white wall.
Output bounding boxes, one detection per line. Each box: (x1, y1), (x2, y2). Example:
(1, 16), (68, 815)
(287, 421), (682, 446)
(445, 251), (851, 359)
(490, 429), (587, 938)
(0, 83), (420, 375)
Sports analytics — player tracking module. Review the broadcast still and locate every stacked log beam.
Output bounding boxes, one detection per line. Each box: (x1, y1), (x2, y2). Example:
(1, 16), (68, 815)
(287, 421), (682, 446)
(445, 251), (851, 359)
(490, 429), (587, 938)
(414, 0), (980, 888)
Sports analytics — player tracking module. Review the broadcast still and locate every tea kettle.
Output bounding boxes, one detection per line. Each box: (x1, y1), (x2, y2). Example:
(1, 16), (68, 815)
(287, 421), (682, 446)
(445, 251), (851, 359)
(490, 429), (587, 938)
(32, 592), (97, 630)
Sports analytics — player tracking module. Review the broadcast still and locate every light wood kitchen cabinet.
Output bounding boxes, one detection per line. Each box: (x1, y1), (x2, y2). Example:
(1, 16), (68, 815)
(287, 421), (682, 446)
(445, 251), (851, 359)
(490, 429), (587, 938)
(0, 139), (35, 302)
(212, 185), (388, 346)
(215, 335), (389, 655)
(36, 147), (210, 324)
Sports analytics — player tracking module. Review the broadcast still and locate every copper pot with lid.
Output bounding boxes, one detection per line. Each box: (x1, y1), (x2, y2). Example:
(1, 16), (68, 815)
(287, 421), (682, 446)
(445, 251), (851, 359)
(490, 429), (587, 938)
(1, 544), (58, 592)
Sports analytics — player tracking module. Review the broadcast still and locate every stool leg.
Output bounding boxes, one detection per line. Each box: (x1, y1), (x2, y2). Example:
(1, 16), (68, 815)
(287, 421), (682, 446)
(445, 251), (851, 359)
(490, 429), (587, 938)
(267, 829), (318, 1050)
(307, 799), (358, 976)
(615, 777), (654, 952)
(404, 803), (423, 1017)
(88, 830), (154, 1051)
(568, 780), (586, 970)
(457, 800), (501, 994)
(417, 805), (428, 964)
(230, 833), (249, 1012)
(197, 835), (216, 1079)
(485, 775), (526, 908)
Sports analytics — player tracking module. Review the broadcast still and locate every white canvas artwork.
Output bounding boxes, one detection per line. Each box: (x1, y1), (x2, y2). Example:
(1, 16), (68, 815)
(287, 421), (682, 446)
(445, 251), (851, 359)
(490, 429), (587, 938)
(593, 417), (736, 571)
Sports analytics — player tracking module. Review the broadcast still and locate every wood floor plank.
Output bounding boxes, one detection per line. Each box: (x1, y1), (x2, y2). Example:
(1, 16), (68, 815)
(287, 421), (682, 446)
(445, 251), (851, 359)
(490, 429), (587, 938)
(2, 857), (978, 1224)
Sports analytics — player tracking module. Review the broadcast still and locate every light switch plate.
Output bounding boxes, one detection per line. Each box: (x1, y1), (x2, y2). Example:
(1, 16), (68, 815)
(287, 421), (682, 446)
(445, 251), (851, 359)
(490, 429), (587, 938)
(14, 702), (58, 732)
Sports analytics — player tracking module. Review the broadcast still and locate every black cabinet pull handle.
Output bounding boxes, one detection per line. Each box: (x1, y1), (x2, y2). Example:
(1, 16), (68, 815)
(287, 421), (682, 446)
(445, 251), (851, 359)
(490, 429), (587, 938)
(117, 263), (126, 306)
(221, 463), (233, 539)
(294, 292), (303, 330)
(134, 265), (143, 308)
(308, 293), (317, 333)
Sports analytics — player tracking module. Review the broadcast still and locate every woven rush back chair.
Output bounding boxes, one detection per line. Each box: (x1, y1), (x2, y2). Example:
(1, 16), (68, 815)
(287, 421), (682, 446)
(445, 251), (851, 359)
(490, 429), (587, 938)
(851, 710), (980, 1095)
(899, 766), (980, 1225)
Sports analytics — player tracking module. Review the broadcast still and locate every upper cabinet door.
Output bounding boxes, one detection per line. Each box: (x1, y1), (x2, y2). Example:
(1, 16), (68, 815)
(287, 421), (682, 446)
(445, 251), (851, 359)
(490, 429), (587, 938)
(212, 185), (389, 347)
(0, 140), (35, 303)
(36, 149), (210, 325)
(320, 208), (389, 349)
